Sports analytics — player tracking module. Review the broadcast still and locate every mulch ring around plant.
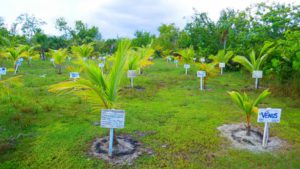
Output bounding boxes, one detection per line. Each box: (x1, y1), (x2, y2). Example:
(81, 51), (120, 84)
(217, 123), (286, 152)
(90, 135), (153, 165)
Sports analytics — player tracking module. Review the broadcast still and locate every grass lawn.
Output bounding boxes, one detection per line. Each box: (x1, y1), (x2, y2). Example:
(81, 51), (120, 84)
(0, 59), (300, 169)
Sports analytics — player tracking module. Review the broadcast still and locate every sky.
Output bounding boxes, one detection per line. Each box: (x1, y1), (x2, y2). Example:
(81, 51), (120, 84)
(0, 0), (298, 39)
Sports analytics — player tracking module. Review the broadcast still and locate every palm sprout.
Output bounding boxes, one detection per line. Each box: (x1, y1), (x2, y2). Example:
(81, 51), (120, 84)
(179, 46), (194, 64)
(71, 42), (94, 60)
(50, 49), (68, 74)
(5, 45), (28, 74)
(209, 50), (234, 75)
(228, 89), (271, 136)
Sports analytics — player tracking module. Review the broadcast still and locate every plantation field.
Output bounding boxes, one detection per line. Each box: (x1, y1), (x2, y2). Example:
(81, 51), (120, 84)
(1, 59), (300, 169)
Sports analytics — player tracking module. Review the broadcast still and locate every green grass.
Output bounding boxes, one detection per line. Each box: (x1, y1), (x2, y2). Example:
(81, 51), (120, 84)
(0, 59), (300, 169)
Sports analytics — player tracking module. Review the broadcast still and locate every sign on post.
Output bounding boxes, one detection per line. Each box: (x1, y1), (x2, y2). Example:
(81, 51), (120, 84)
(257, 108), (282, 148)
(98, 63), (104, 68)
(0, 67), (6, 79)
(257, 108), (281, 123)
(174, 60), (178, 67)
(252, 70), (263, 89)
(70, 72), (80, 80)
(101, 109), (125, 129)
(184, 64), (190, 75)
(219, 62), (225, 75)
(200, 58), (205, 63)
(0, 67), (6, 75)
(127, 70), (137, 88)
(197, 71), (206, 90)
(101, 109), (125, 156)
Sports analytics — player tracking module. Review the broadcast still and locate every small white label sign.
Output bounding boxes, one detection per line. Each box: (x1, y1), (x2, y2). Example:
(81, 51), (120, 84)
(101, 109), (125, 129)
(50, 58), (54, 62)
(149, 56), (153, 60)
(19, 58), (24, 62)
(168, 57), (172, 61)
(174, 60), (178, 64)
(0, 67), (6, 75)
(70, 72), (80, 79)
(219, 62), (225, 68)
(197, 71), (206, 78)
(252, 70), (263, 78)
(193, 58), (196, 61)
(257, 108), (281, 123)
(99, 63), (104, 68)
(184, 64), (190, 69)
(200, 58), (205, 63)
(127, 70), (137, 78)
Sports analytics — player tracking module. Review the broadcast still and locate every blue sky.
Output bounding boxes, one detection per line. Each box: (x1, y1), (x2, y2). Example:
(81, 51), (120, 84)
(0, 0), (298, 39)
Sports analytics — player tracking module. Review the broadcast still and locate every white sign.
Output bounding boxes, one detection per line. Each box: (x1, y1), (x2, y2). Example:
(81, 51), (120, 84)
(193, 58), (196, 61)
(70, 72), (80, 79)
(168, 56), (172, 61)
(98, 63), (104, 68)
(197, 71), (206, 78)
(219, 62), (225, 68)
(0, 67), (6, 75)
(184, 64), (190, 69)
(19, 58), (24, 62)
(174, 60), (178, 64)
(257, 108), (281, 123)
(127, 70), (137, 78)
(252, 70), (263, 78)
(149, 56), (153, 61)
(83, 58), (87, 61)
(101, 109), (125, 129)
(50, 58), (54, 62)
(200, 58), (205, 63)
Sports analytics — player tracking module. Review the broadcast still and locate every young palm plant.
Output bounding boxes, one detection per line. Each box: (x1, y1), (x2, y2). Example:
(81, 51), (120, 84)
(179, 46), (195, 75)
(49, 39), (131, 153)
(50, 49), (68, 74)
(199, 63), (218, 89)
(136, 45), (155, 74)
(71, 43), (94, 60)
(209, 50), (234, 75)
(6, 45), (28, 74)
(228, 89), (271, 136)
(233, 42), (275, 88)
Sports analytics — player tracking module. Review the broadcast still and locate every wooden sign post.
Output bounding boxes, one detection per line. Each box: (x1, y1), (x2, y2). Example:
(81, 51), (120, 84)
(257, 108), (281, 148)
(101, 109), (125, 157)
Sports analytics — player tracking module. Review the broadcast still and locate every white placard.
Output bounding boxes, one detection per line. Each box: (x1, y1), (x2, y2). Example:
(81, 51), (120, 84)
(149, 56), (153, 60)
(193, 58), (196, 61)
(70, 72), (80, 79)
(127, 70), (137, 78)
(252, 70), (263, 78)
(184, 64), (190, 69)
(98, 63), (104, 68)
(101, 109), (125, 129)
(19, 58), (24, 62)
(16, 60), (22, 66)
(219, 62), (225, 68)
(174, 60), (178, 63)
(92, 56), (96, 60)
(50, 58), (54, 62)
(0, 67), (6, 75)
(197, 71), (206, 78)
(168, 56), (172, 61)
(200, 58), (205, 63)
(257, 108), (281, 123)
(83, 58), (87, 61)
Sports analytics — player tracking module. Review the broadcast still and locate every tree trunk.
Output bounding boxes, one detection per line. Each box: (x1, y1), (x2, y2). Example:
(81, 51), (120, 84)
(58, 64), (62, 74)
(246, 115), (251, 136)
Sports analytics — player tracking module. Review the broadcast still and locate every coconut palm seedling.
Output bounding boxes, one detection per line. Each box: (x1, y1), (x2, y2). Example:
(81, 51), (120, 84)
(71, 42), (94, 61)
(179, 46), (195, 75)
(209, 50), (234, 75)
(49, 39), (131, 156)
(6, 45), (28, 74)
(127, 50), (139, 88)
(136, 45), (155, 74)
(50, 49), (68, 74)
(228, 89), (271, 136)
(22, 45), (40, 65)
(233, 42), (275, 89)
